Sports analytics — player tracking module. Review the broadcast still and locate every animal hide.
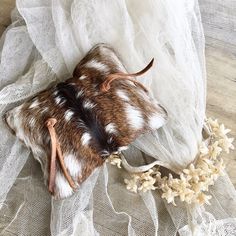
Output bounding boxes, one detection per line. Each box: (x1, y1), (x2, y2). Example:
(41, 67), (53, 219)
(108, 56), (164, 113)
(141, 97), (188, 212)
(5, 44), (167, 199)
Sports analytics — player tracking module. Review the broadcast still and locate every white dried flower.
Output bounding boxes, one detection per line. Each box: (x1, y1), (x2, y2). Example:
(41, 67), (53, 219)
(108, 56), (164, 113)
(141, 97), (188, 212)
(180, 176), (191, 189)
(207, 118), (219, 129)
(138, 178), (157, 192)
(197, 157), (212, 173)
(161, 187), (178, 206)
(218, 137), (234, 154)
(179, 188), (195, 203)
(183, 164), (203, 183)
(158, 181), (169, 191)
(184, 192), (195, 204)
(192, 181), (208, 193)
(131, 174), (141, 181)
(151, 168), (162, 178)
(108, 155), (122, 168)
(213, 158), (225, 178)
(210, 141), (222, 159)
(109, 117), (232, 207)
(124, 178), (138, 193)
(140, 169), (155, 180)
(199, 142), (209, 156)
(214, 124), (231, 138)
(167, 174), (181, 190)
(196, 192), (212, 205)
(200, 175), (214, 187)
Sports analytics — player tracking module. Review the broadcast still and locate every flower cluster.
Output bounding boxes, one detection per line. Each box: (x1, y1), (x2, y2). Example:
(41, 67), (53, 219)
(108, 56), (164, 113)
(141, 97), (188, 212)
(208, 118), (234, 153)
(107, 118), (234, 206)
(107, 154), (122, 168)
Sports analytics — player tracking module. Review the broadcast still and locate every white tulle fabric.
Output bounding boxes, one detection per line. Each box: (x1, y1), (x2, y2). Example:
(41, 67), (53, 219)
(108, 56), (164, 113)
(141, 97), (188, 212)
(0, 0), (236, 235)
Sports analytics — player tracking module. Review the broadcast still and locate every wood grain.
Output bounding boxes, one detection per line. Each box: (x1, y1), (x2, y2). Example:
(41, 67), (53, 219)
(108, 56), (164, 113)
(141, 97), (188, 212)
(199, 0), (236, 54)
(198, 0), (236, 186)
(0, 0), (15, 36)
(205, 43), (236, 186)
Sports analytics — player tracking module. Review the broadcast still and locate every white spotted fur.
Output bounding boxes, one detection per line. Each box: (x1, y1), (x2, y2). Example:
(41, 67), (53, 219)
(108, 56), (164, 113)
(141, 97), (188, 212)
(76, 90), (84, 98)
(28, 117), (36, 127)
(41, 107), (49, 113)
(85, 59), (110, 73)
(55, 172), (73, 198)
(64, 110), (74, 121)
(148, 113), (166, 130)
(116, 90), (130, 102)
(125, 104), (144, 130)
(64, 154), (82, 178)
(55, 97), (62, 105)
(81, 132), (91, 146)
(105, 123), (117, 134)
(83, 100), (96, 109)
(100, 150), (110, 157)
(79, 75), (87, 80)
(29, 99), (39, 109)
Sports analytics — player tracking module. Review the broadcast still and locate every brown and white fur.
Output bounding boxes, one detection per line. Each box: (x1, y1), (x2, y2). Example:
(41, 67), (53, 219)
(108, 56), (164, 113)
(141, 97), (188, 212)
(5, 43), (168, 199)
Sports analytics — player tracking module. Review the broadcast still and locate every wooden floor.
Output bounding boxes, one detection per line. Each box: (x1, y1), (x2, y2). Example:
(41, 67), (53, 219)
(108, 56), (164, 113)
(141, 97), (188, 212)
(0, 0), (15, 36)
(0, 1), (235, 186)
(205, 42), (236, 186)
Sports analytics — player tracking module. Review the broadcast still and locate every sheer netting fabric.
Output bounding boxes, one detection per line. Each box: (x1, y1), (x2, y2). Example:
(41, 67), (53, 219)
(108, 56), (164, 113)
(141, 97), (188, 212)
(0, 0), (236, 235)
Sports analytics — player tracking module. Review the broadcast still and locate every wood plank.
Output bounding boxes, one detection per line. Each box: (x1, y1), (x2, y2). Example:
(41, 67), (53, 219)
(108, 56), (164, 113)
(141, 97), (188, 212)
(0, 0), (15, 35)
(199, 0), (236, 53)
(206, 42), (236, 186)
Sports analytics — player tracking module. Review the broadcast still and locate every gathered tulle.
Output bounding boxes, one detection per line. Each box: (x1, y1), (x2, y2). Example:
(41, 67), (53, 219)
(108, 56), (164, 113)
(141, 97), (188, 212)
(0, 0), (235, 235)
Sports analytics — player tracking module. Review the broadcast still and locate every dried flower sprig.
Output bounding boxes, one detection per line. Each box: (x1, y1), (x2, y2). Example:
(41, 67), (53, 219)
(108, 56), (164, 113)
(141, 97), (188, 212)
(107, 118), (234, 206)
(107, 154), (122, 168)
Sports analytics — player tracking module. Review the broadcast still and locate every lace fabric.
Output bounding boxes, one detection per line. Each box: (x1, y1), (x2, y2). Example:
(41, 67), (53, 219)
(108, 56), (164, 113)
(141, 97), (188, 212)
(0, 0), (235, 235)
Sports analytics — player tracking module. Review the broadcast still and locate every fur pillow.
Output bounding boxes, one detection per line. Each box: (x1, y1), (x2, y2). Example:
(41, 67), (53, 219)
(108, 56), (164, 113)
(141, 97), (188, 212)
(5, 44), (167, 199)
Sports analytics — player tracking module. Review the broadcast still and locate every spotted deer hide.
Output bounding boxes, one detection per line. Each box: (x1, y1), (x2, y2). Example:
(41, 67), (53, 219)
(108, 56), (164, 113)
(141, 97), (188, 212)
(5, 44), (168, 199)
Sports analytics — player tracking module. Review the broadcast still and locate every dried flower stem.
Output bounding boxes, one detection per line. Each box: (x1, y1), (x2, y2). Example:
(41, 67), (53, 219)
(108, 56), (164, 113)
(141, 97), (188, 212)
(107, 118), (234, 206)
